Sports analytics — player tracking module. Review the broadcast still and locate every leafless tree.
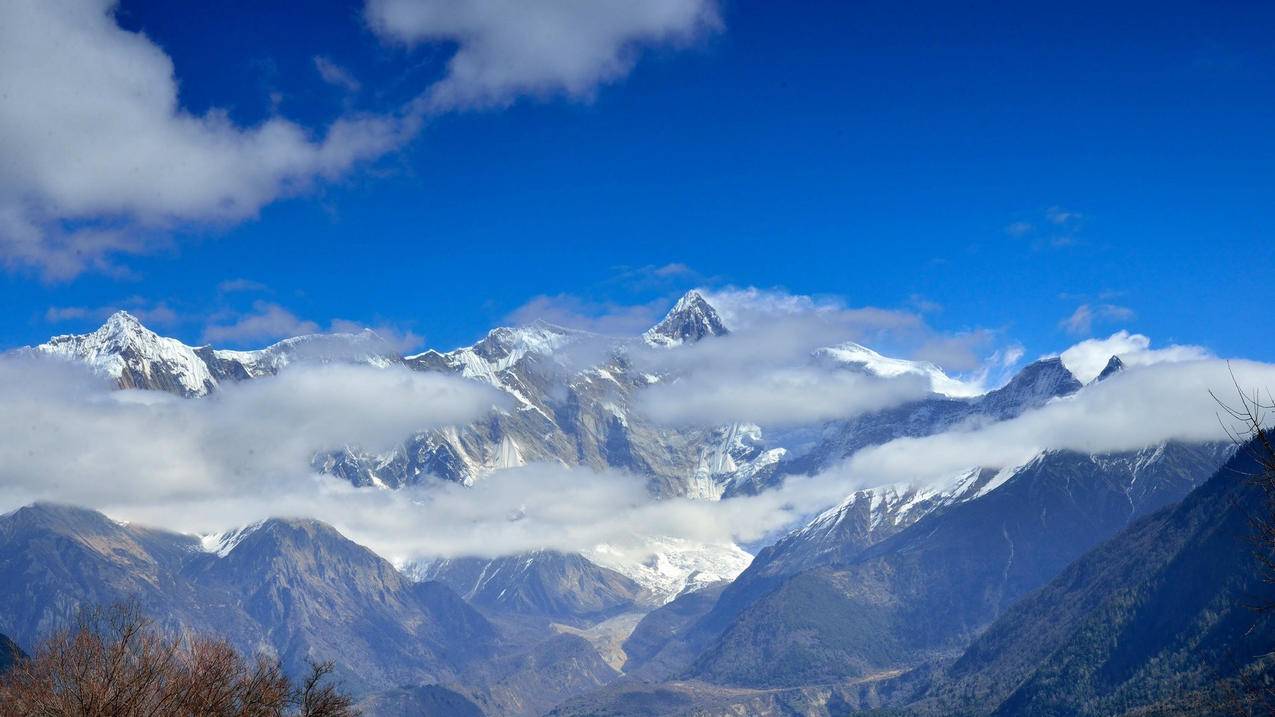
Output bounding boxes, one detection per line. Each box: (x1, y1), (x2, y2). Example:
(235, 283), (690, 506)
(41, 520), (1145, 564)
(1213, 369), (1275, 716)
(1213, 369), (1275, 593)
(0, 603), (358, 717)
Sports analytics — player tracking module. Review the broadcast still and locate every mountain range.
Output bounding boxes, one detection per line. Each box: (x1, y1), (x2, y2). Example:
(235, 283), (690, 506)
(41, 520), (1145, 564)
(3, 289), (1267, 716)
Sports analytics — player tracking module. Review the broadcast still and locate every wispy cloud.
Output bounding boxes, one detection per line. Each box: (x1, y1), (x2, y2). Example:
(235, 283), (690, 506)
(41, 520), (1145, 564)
(1059, 303), (1136, 336)
(1006, 206), (1085, 250)
(506, 294), (668, 336)
(1046, 205), (1083, 225)
(44, 299), (181, 329)
(313, 55), (362, 92)
(1004, 221), (1034, 238)
(203, 302), (321, 345)
(200, 302), (424, 352)
(216, 278), (270, 295)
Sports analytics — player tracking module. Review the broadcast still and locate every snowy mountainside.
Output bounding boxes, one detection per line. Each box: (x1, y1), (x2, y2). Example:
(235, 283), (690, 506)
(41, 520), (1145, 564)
(818, 341), (983, 398)
(33, 310), (398, 396)
(642, 290), (729, 347)
(35, 311), (219, 396)
(19, 291), (1096, 601)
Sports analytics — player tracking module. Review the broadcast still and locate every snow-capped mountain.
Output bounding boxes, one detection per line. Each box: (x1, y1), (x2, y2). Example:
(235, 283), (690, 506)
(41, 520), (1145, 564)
(35, 311), (220, 396)
(586, 537), (754, 601)
(18, 291), (1093, 600)
(642, 290), (729, 347)
(33, 310), (398, 396)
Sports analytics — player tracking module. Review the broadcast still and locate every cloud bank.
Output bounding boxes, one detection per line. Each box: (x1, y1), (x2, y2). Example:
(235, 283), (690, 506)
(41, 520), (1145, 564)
(846, 357), (1272, 488)
(0, 348), (1270, 571)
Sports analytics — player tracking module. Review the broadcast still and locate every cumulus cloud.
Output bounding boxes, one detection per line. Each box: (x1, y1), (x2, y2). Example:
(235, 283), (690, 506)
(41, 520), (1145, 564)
(365, 0), (721, 109)
(1059, 330), (1213, 383)
(0, 0), (419, 279)
(1060, 303), (1136, 336)
(1, 1), (722, 279)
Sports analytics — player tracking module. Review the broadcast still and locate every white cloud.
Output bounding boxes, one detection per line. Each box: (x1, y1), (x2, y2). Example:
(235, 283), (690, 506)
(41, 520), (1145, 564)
(632, 285), (1020, 421)
(327, 319), (424, 354)
(203, 302), (321, 345)
(0, 0), (722, 279)
(0, 353), (822, 567)
(1, 350), (1271, 576)
(365, 0), (721, 109)
(631, 288), (995, 425)
(0, 357), (503, 509)
(1059, 330), (1212, 383)
(640, 367), (932, 427)
(911, 330), (999, 373)
(0, 0), (418, 279)
(201, 303), (424, 353)
(44, 299), (181, 328)
(506, 294), (667, 336)
(1060, 303), (1136, 336)
(699, 287), (925, 339)
(845, 357), (1269, 489)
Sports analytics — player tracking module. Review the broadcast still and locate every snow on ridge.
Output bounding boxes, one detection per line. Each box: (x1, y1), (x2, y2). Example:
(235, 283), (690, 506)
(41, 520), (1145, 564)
(587, 537), (753, 602)
(818, 341), (985, 398)
(198, 521), (265, 558)
(36, 310), (217, 396)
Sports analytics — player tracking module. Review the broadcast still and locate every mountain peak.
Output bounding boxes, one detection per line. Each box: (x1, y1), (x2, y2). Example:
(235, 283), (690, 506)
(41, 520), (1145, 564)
(36, 310), (217, 396)
(103, 309), (142, 328)
(977, 357), (1082, 416)
(643, 290), (729, 347)
(1094, 355), (1125, 383)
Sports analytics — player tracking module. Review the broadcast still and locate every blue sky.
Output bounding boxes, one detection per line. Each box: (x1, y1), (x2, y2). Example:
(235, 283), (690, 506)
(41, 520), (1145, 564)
(1, 0), (1272, 368)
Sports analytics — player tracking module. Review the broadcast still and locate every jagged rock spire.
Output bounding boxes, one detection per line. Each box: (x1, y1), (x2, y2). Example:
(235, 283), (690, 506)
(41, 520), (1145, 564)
(643, 290), (729, 347)
(1094, 355), (1125, 383)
